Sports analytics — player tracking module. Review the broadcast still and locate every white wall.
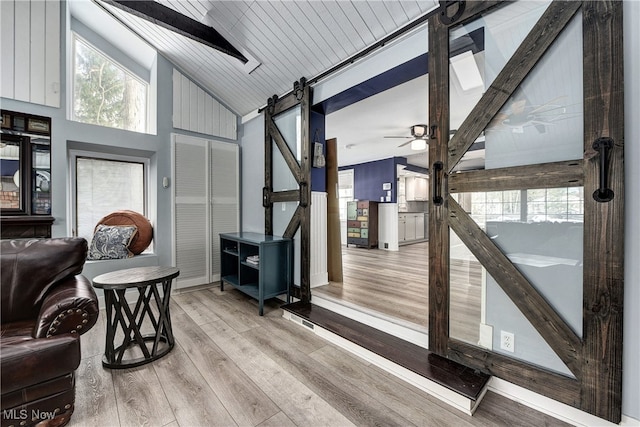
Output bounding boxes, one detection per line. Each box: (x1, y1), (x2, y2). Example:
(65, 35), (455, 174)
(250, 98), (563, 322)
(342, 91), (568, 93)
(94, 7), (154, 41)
(0, 0), (61, 107)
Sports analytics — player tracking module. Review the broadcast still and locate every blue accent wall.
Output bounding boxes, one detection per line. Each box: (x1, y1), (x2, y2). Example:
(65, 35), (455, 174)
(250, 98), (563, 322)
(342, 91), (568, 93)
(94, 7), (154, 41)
(340, 158), (399, 203)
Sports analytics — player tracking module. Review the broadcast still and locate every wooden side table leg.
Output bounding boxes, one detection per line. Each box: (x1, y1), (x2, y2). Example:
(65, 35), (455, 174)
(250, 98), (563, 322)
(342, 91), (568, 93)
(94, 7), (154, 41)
(104, 290), (116, 365)
(117, 289), (152, 361)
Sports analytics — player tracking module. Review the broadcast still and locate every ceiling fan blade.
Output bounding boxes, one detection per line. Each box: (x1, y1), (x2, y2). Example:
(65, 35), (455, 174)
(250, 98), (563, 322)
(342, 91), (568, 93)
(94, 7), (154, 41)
(534, 123), (547, 134)
(528, 95), (567, 115)
(384, 136), (412, 139)
(398, 140), (413, 147)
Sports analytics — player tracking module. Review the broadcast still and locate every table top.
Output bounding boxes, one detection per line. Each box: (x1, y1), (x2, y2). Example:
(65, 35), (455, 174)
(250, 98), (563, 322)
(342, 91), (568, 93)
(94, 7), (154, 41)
(93, 266), (180, 290)
(219, 231), (291, 244)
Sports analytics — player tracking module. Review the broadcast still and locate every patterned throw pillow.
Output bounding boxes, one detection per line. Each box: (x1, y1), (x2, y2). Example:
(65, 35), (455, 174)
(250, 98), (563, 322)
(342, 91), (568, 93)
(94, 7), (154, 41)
(87, 224), (138, 260)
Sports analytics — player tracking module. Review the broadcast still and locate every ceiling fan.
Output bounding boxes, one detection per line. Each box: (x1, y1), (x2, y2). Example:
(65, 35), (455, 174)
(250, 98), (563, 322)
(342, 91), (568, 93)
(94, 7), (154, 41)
(487, 95), (576, 134)
(384, 124), (431, 150)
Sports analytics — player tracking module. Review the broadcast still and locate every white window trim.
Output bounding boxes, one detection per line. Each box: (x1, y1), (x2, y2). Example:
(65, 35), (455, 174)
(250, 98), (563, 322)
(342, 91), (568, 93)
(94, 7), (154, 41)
(70, 32), (151, 134)
(68, 149), (151, 242)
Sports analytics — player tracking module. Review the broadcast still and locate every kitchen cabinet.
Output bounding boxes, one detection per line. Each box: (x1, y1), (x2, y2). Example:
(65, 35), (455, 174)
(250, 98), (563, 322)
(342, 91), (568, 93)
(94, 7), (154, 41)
(347, 200), (378, 248)
(405, 214), (416, 240)
(398, 213), (428, 244)
(405, 176), (428, 201)
(415, 213), (425, 240)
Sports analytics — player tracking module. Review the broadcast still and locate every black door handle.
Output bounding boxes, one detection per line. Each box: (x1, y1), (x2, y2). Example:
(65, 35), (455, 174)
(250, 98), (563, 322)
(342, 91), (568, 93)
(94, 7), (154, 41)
(432, 161), (444, 206)
(592, 137), (614, 203)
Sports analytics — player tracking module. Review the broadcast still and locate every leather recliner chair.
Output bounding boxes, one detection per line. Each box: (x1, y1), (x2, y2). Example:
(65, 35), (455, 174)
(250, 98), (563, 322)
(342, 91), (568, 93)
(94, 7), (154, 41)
(1, 238), (99, 427)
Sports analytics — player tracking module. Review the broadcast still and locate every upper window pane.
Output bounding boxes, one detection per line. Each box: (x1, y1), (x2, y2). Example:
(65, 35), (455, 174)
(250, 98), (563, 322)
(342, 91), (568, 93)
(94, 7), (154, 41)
(73, 36), (148, 133)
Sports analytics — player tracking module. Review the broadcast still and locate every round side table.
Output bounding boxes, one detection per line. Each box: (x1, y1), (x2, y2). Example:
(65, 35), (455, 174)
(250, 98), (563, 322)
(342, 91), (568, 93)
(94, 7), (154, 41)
(93, 266), (180, 369)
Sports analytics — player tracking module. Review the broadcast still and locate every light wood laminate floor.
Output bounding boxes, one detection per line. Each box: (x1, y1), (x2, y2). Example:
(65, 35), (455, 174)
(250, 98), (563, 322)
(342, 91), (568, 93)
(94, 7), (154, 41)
(312, 242), (482, 344)
(70, 287), (567, 427)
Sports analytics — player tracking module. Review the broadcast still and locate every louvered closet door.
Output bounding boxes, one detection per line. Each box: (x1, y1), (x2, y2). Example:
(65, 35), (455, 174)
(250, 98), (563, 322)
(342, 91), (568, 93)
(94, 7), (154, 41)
(173, 134), (210, 288)
(210, 141), (239, 281)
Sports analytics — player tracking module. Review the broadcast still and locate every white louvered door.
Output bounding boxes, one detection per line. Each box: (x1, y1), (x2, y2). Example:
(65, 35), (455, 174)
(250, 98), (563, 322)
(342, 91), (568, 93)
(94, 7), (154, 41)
(210, 140), (240, 281)
(173, 135), (210, 288)
(172, 134), (239, 289)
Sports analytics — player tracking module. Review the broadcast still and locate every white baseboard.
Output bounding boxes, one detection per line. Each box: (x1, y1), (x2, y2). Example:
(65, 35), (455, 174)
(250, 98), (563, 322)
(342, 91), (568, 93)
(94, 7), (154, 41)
(489, 377), (638, 426)
(282, 310), (484, 416)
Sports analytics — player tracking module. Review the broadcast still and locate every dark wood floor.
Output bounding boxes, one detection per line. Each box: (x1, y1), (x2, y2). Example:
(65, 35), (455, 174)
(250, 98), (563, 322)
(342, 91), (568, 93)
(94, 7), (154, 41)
(69, 286), (568, 427)
(313, 242), (482, 344)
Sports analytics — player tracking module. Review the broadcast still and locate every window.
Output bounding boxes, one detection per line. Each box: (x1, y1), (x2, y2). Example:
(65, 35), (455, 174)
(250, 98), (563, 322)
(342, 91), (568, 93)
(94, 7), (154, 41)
(468, 190), (522, 227)
(71, 151), (148, 246)
(526, 187), (584, 223)
(338, 169), (354, 222)
(72, 35), (148, 133)
(456, 187), (584, 228)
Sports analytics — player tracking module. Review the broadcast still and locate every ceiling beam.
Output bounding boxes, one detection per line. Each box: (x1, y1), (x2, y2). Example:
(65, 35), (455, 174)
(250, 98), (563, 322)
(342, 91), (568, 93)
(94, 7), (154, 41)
(103, 0), (247, 63)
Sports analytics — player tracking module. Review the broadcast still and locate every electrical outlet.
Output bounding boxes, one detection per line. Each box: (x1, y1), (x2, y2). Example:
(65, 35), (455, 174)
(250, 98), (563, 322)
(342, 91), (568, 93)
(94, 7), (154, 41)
(500, 330), (515, 352)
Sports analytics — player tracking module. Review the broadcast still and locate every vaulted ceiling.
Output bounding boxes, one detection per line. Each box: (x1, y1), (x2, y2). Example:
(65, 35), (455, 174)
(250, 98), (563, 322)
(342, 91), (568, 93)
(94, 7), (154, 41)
(95, 0), (439, 117)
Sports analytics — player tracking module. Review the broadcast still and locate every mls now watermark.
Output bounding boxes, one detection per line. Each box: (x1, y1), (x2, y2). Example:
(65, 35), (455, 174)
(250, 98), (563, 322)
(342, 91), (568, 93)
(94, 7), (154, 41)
(2, 408), (57, 421)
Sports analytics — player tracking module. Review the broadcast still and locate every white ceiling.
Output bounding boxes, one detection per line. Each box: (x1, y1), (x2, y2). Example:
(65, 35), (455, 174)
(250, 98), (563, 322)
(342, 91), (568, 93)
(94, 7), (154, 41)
(325, 74), (430, 168)
(95, 0), (439, 118)
(76, 1), (570, 173)
(81, 0), (441, 169)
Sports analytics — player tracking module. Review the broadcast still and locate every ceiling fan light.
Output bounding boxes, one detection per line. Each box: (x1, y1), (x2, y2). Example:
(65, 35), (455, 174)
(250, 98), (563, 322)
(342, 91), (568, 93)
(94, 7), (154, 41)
(410, 139), (427, 150)
(412, 125), (427, 137)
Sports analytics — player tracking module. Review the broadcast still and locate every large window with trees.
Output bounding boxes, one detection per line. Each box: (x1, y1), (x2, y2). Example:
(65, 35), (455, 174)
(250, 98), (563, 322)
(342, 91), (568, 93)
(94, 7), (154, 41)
(72, 34), (148, 133)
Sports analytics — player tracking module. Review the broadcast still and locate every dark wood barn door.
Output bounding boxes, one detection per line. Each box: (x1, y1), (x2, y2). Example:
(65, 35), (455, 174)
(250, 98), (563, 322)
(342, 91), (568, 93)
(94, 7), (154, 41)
(264, 78), (312, 302)
(428, 1), (623, 422)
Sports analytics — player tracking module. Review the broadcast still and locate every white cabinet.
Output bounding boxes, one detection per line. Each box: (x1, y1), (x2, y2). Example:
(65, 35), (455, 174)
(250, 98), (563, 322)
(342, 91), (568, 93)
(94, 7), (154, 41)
(415, 213), (425, 240)
(405, 215), (417, 240)
(398, 214), (406, 242)
(405, 177), (428, 201)
(398, 213), (428, 243)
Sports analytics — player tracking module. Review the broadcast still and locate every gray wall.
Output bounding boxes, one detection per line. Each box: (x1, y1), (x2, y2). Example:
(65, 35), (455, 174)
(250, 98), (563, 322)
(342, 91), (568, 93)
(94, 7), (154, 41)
(622, 0), (639, 421)
(240, 114), (265, 233)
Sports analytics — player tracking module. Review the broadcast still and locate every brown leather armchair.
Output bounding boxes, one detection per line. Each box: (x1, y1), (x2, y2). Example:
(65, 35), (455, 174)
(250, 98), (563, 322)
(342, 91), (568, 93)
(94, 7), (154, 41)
(1, 238), (99, 427)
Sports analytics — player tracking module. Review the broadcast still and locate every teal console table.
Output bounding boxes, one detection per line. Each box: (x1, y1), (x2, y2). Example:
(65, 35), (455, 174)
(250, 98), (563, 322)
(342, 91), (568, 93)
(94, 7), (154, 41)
(220, 232), (293, 315)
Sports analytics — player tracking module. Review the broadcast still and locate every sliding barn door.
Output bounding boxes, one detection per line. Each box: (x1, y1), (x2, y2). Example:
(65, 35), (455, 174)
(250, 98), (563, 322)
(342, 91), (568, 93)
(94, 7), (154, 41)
(264, 78), (312, 301)
(428, 1), (623, 422)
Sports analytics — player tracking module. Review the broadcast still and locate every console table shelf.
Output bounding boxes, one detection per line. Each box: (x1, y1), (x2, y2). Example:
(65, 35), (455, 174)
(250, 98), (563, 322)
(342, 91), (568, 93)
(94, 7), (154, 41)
(220, 232), (292, 315)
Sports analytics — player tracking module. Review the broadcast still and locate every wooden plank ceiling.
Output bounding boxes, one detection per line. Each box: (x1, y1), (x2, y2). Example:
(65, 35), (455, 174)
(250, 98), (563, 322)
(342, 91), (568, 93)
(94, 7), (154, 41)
(97, 0), (438, 117)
